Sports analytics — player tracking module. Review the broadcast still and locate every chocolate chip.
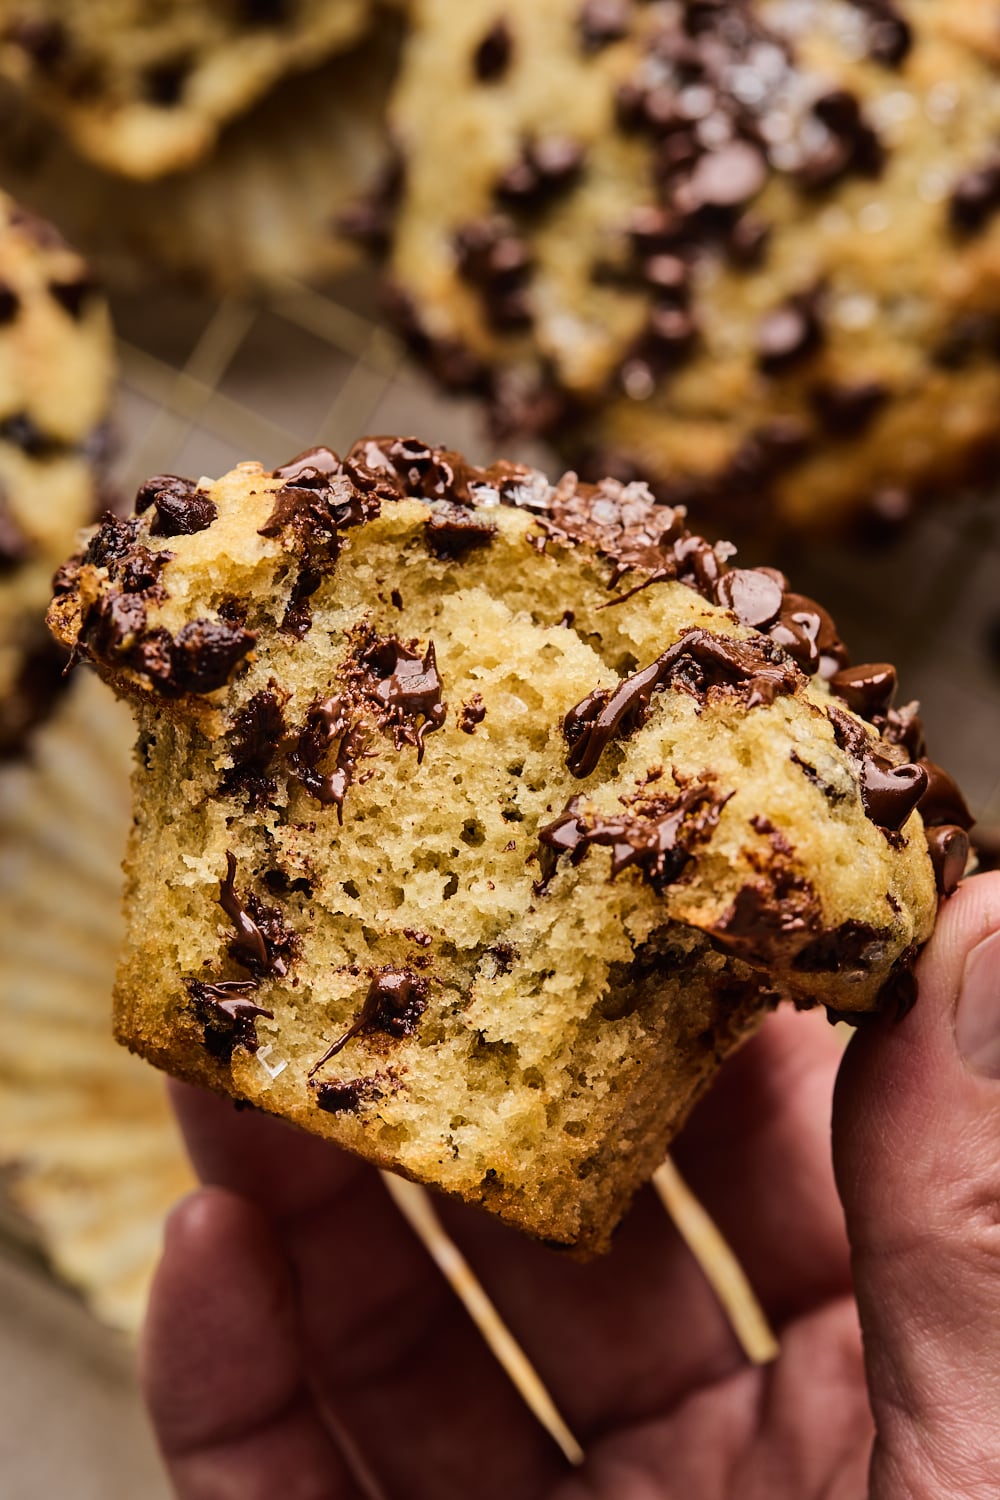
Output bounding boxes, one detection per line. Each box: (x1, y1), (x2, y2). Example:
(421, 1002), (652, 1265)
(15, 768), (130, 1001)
(916, 759), (974, 830)
(272, 446), (341, 483)
(861, 757), (928, 832)
(951, 158), (1000, 234)
(0, 412), (54, 457)
(0, 485), (30, 570)
(727, 215), (771, 267)
(564, 629), (799, 778)
(186, 978), (272, 1062)
(2, 17), (66, 67)
(144, 56), (192, 106)
(48, 275), (98, 320)
(0, 282), (19, 324)
(172, 619), (256, 695)
(313, 1076), (387, 1114)
(829, 663), (897, 720)
(811, 380), (888, 437)
(496, 138), (585, 208)
(536, 781), (730, 892)
(220, 687), (287, 808)
(926, 825), (969, 897)
(238, 0), (292, 23)
(578, 0), (629, 50)
(716, 569), (784, 629)
(679, 140), (767, 211)
(310, 968), (429, 1075)
(757, 294), (823, 373)
(137, 475), (217, 537)
(797, 90), (884, 189)
(425, 502), (496, 559)
(460, 693), (487, 733)
(473, 18), (513, 80)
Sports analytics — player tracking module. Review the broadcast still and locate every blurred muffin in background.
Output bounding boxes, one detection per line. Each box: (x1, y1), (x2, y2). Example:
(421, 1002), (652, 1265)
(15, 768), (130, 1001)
(380, 0), (1000, 536)
(0, 0), (375, 179)
(0, 190), (114, 754)
(0, 14), (402, 291)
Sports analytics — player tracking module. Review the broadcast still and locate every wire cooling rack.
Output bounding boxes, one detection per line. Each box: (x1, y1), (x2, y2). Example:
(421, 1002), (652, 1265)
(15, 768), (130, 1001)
(109, 268), (1000, 832)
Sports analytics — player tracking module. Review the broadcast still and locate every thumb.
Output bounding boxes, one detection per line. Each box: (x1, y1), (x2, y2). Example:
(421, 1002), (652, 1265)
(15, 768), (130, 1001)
(834, 873), (1000, 1500)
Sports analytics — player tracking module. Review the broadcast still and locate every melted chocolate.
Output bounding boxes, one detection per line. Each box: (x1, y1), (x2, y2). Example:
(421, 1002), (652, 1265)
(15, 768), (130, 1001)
(291, 696), (371, 822)
(459, 693), (487, 734)
(310, 968), (428, 1075)
(220, 852), (296, 978)
(313, 1075), (389, 1114)
(348, 632), (447, 762)
(219, 687), (287, 808)
(536, 781), (730, 893)
(424, 501), (496, 558)
(564, 629), (799, 778)
(185, 978), (273, 1062)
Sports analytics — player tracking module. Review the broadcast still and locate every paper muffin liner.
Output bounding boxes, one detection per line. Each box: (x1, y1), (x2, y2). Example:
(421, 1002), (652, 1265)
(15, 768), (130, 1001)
(0, 667), (195, 1333)
(0, 21), (400, 292)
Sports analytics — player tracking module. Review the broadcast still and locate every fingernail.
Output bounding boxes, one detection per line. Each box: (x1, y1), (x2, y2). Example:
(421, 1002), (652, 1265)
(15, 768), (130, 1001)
(956, 930), (1000, 1077)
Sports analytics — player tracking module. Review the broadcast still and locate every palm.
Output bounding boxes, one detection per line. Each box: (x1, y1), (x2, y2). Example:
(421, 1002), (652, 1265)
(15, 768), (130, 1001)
(146, 1009), (874, 1499)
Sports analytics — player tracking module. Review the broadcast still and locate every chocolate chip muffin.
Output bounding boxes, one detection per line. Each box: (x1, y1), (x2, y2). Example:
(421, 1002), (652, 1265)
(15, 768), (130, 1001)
(382, 0), (1000, 533)
(48, 437), (967, 1250)
(0, 192), (115, 754)
(0, 20), (400, 290)
(0, 0), (373, 179)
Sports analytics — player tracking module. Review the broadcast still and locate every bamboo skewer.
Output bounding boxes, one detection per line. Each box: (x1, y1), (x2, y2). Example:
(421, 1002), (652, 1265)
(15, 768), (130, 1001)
(382, 1172), (585, 1467)
(654, 1155), (779, 1366)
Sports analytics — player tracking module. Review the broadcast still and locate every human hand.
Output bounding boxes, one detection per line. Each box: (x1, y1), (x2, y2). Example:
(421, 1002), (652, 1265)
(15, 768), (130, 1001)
(141, 874), (1000, 1499)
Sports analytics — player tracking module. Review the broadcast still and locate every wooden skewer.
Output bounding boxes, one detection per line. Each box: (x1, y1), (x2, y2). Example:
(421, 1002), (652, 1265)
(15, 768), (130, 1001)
(381, 1173), (585, 1467)
(653, 1155), (779, 1366)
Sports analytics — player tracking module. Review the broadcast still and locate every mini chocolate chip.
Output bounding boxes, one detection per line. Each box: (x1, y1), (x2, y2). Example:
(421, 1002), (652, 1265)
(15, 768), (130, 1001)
(926, 825), (969, 896)
(0, 283), (19, 324)
(474, 18), (513, 80)
(460, 693), (487, 733)
(757, 295), (823, 373)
